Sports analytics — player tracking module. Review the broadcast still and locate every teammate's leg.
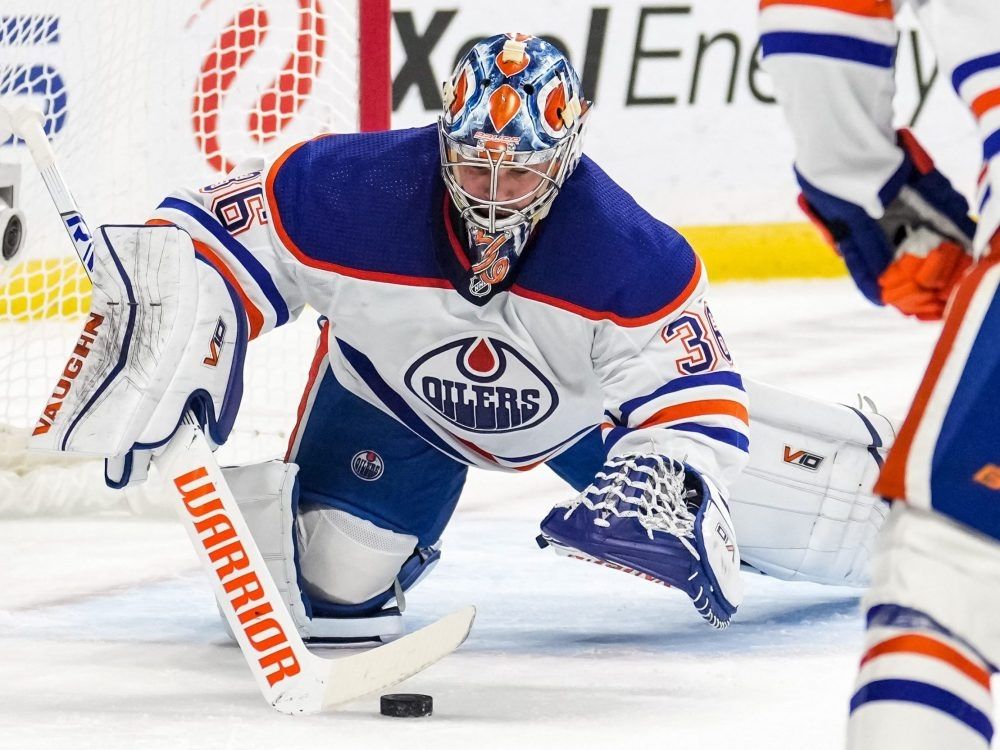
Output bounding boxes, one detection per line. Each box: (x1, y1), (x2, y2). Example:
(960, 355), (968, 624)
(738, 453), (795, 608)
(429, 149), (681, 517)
(848, 506), (999, 750)
(849, 255), (1000, 747)
(758, 1), (976, 319)
(758, 0), (903, 226)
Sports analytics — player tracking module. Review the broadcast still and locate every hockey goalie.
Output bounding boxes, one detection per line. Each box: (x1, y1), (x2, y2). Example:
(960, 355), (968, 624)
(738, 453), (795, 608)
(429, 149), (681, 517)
(30, 33), (896, 641)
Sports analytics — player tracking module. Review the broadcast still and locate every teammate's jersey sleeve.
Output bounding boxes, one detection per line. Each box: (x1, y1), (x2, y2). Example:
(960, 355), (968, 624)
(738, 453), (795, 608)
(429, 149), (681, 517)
(593, 259), (750, 493)
(150, 158), (306, 339)
(758, 0), (903, 217)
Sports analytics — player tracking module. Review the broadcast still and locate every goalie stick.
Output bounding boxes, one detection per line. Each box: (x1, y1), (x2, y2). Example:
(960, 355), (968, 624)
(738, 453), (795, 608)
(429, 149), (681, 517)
(1, 105), (475, 714)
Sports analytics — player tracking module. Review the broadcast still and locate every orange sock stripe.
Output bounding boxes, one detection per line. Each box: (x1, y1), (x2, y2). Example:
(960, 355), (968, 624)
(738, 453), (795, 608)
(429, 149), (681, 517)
(860, 634), (992, 690)
(759, 0), (894, 19)
(972, 87), (1000, 120)
(637, 399), (749, 429)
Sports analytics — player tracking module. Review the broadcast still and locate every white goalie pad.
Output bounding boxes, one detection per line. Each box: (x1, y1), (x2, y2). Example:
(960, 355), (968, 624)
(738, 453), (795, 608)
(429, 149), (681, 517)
(224, 460), (409, 641)
(28, 224), (247, 464)
(223, 460), (313, 636)
(728, 379), (899, 587)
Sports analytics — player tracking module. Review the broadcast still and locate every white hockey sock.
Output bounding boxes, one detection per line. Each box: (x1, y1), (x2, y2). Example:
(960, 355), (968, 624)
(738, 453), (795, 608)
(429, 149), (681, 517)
(848, 622), (994, 750)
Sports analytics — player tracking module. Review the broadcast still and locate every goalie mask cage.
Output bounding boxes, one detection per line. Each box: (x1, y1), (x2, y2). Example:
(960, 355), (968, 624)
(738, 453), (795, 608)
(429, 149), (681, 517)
(0, 0), (390, 514)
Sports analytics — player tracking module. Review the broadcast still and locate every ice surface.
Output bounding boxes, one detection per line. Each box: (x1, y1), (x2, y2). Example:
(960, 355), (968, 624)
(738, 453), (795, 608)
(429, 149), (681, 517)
(2, 280), (993, 749)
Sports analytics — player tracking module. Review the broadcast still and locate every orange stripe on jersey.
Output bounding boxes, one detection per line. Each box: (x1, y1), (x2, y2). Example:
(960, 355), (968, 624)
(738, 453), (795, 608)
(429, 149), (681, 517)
(191, 238), (266, 340)
(511, 255), (703, 328)
(285, 319), (330, 461)
(860, 634), (992, 690)
(759, 0), (894, 18)
(972, 87), (1000, 120)
(148, 218), (266, 339)
(457, 436), (543, 471)
(638, 398), (749, 429)
(876, 253), (1000, 499)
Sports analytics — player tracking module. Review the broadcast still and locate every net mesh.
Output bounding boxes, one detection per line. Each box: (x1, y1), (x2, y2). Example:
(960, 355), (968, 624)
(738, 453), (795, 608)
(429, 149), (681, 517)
(0, 0), (377, 513)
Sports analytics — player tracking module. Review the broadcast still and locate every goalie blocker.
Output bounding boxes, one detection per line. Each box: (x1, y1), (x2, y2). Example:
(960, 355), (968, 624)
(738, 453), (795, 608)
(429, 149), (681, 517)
(28, 224), (248, 482)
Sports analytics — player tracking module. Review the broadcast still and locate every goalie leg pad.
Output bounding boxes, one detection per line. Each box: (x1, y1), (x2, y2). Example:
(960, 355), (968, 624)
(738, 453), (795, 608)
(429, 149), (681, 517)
(224, 460), (440, 641)
(296, 504), (418, 605)
(728, 379), (898, 587)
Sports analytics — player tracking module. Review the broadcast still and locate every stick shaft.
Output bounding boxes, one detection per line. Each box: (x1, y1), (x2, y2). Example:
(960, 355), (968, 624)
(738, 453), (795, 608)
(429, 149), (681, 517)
(6, 106), (96, 274)
(6, 104), (319, 710)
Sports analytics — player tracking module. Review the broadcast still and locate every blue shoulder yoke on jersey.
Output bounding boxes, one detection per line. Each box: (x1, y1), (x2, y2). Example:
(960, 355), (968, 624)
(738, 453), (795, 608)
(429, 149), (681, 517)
(267, 125), (450, 286)
(512, 156), (701, 325)
(268, 125), (702, 323)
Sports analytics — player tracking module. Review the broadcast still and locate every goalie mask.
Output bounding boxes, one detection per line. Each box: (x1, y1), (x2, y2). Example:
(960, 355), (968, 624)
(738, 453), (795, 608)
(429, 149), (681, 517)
(439, 33), (590, 235)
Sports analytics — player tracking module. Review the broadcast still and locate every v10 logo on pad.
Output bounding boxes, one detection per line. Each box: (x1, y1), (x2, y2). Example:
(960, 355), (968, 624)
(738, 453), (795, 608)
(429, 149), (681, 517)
(783, 446), (825, 471)
(404, 336), (558, 434)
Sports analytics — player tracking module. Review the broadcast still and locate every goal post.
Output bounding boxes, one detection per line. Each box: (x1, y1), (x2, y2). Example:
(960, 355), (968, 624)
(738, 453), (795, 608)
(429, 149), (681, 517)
(0, 0), (390, 513)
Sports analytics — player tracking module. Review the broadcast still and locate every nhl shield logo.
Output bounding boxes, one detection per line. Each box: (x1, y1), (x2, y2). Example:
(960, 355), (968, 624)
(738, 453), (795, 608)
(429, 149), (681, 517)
(404, 335), (558, 434)
(351, 450), (384, 481)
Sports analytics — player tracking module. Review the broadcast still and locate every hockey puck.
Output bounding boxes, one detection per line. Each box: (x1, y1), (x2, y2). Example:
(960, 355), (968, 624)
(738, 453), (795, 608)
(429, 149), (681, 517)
(380, 693), (433, 718)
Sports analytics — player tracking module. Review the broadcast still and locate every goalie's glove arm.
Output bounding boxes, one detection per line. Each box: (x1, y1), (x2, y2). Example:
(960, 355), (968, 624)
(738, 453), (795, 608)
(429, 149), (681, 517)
(593, 285), (750, 495)
(540, 454), (744, 628)
(150, 159), (307, 340)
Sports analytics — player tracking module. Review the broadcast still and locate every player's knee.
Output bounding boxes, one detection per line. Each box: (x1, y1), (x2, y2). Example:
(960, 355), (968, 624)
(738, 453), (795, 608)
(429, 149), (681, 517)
(295, 505), (418, 605)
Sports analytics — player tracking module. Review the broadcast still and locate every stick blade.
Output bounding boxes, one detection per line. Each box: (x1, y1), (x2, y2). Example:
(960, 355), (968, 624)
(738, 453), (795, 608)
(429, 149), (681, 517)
(273, 605), (475, 712)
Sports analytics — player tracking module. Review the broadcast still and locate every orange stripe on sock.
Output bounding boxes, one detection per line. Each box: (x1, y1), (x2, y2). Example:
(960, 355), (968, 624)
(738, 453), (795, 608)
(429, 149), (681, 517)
(638, 399), (749, 429)
(972, 87), (1000, 120)
(861, 634), (992, 690)
(759, 0), (894, 19)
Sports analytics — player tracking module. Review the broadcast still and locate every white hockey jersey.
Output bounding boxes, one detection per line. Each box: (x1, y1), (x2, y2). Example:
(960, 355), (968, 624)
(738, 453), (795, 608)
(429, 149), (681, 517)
(151, 125), (749, 492)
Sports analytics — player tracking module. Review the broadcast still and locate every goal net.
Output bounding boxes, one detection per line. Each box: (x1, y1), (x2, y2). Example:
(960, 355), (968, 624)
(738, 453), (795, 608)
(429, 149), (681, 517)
(0, 0), (389, 514)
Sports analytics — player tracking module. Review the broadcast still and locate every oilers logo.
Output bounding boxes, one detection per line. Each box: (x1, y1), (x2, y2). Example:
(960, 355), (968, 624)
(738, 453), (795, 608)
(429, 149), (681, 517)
(404, 336), (558, 434)
(351, 450), (384, 481)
